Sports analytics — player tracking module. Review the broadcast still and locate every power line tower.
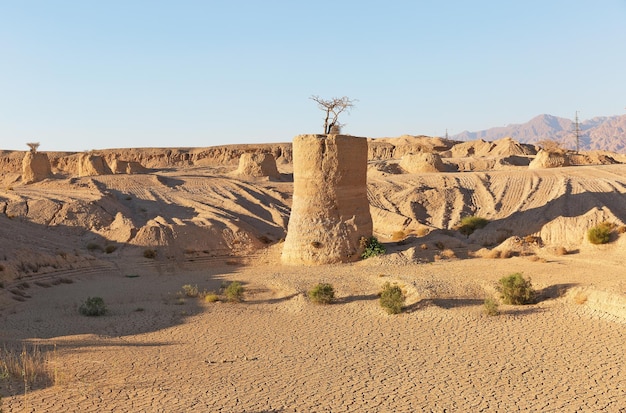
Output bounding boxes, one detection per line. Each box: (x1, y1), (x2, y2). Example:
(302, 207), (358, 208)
(573, 111), (581, 153)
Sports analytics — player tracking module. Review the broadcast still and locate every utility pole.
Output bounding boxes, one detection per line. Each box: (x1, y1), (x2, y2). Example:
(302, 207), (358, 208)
(573, 111), (581, 153)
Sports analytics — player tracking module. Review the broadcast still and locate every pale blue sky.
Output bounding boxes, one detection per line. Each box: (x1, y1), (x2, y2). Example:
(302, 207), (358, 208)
(1, 1), (625, 151)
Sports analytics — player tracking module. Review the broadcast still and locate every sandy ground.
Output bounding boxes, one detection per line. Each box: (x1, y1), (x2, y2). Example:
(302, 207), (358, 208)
(2, 144), (626, 411)
(1, 250), (625, 412)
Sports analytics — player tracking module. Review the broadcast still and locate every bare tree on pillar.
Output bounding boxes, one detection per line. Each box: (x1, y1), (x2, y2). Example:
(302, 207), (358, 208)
(310, 96), (357, 134)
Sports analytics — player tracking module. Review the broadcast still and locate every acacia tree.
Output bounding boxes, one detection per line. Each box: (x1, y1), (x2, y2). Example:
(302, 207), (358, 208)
(310, 95), (357, 134)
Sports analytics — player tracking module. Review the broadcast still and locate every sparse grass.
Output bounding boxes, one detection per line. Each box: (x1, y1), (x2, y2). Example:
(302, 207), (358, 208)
(143, 248), (157, 259)
(587, 222), (614, 245)
(483, 298), (500, 316)
(181, 284), (199, 298)
(224, 281), (244, 303)
(0, 344), (54, 387)
(379, 282), (405, 315)
(497, 273), (535, 305)
(79, 296), (107, 316)
(360, 236), (386, 259)
(308, 283), (335, 305)
(458, 216), (489, 236)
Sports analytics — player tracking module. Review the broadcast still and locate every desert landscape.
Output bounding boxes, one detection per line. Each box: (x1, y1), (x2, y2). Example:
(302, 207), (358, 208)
(1, 135), (626, 412)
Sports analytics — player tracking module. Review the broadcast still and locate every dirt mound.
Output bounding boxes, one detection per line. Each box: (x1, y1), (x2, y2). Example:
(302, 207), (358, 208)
(235, 152), (280, 179)
(399, 152), (446, 173)
(78, 153), (112, 176)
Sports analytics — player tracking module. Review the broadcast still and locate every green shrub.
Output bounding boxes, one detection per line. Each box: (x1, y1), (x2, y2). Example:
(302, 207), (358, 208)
(587, 222), (614, 245)
(360, 236), (386, 259)
(308, 283), (335, 304)
(203, 293), (220, 303)
(224, 281), (244, 302)
(79, 296), (107, 316)
(483, 298), (500, 316)
(143, 248), (157, 259)
(458, 216), (489, 236)
(379, 282), (405, 314)
(497, 273), (535, 305)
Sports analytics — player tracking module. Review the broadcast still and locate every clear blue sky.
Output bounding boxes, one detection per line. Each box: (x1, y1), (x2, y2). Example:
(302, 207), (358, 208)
(1, 1), (625, 151)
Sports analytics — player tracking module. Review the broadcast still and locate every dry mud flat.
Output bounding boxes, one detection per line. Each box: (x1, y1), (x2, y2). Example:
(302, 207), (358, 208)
(1, 255), (625, 412)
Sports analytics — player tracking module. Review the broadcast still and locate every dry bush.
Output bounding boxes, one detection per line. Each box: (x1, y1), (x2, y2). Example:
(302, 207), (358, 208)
(415, 227), (429, 237)
(483, 298), (500, 316)
(143, 248), (157, 259)
(554, 246), (568, 256)
(391, 230), (406, 241)
(497, 273), (535, 305)
(0, 344), (55, 387)
(618, 226), (626, 234)
(587, 222), (614, 245)
(573, 292), (588, 305)
(440, 249), (456, 259)
(420, 243), (428, 250)
(308, 283), (335, 305)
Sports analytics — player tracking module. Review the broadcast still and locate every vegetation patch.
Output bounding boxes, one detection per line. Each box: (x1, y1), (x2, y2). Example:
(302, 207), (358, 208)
(181, 284), (199, 298)
(587, 222), (614, 245)
(0, 344), (55, 387)
(224, 281), (244, 303)
(360, 236), (386, 259)
(483, 298), (500, 316)
(104, 245), (117, 254)
(379, 282), (405, 314)
(308, 283), (335, 305)
(79, 296), (107, 316)
(497, 273), (535, 305)
(143, 248), (157, 259)
(457, 216), (489, 236)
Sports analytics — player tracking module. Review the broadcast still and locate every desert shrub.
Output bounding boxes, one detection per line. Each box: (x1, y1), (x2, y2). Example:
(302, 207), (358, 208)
(360, 236), (386, 259)
(224, 281), (244, 302)
(391, 230), (406, 241)
(554, 246), (568, 256)
(104, 245), (117, 254)
(181, 284), (199, 298)
(416, 227), (429, 237)
(483, 298), (500, 316)
(204, 293), (220, 303)
(308, 283), (335, 305)
(79, 296), (107, 316)
(618, 225), (626, 234)
(86, 242), (102, 252)
(143, 248), (157, 259)
(458, 216), (489, 236)
(497, 273), (535, 305)
(587, 222), (614, 245)
(434, 241), (445, 250)
(379, 282), (405, 314)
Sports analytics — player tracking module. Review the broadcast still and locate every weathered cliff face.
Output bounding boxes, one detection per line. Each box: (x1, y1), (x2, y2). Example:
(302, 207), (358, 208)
(235, 152), (280, 179)
(22, 152), (53, 184)
(281, 134), (373, 265)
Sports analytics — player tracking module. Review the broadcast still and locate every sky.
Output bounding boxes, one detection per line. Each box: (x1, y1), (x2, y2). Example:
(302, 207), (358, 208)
(1, 1), (625, 152)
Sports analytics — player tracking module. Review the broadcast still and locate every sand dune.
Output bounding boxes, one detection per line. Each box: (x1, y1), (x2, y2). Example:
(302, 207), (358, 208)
(1, 138), (625, 411)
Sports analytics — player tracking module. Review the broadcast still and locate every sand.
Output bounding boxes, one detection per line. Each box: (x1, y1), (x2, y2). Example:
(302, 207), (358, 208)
(1, 141), (626, 411)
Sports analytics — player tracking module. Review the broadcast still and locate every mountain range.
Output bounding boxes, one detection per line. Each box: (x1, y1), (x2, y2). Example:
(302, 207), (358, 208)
(452, 114), (626, 153)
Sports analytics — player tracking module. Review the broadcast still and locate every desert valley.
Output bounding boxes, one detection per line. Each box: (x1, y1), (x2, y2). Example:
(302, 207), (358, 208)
(1, 134), (625, 412)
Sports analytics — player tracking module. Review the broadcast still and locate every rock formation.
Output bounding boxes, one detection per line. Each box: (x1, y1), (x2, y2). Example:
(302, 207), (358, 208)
(22, 151), (53, 184)
(281, 134), (373, 265)
(399, 152), (446, 173)
(235, 152), (280, 179)
(78, 153), (112, 176)
(109, 158), (148, 174)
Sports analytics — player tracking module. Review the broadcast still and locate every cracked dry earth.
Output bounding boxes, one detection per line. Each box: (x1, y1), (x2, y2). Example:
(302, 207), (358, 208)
(2, 255), (625, 412)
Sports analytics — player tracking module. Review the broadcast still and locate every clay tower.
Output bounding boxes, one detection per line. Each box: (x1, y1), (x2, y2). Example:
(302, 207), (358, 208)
(281, 134), (373, 264)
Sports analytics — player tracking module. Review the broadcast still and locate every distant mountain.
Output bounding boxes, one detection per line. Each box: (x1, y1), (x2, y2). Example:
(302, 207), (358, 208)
(453, 114), (626, 153)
